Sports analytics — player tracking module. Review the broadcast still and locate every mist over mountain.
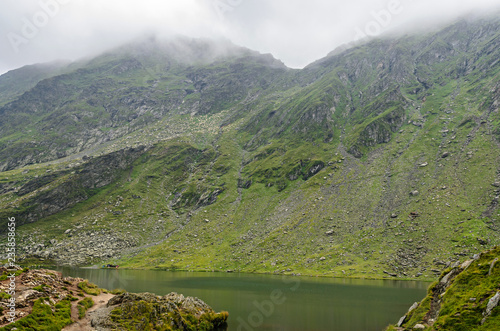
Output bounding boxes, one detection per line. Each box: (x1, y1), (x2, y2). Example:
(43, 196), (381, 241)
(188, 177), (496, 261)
(2, 0), (500, 74)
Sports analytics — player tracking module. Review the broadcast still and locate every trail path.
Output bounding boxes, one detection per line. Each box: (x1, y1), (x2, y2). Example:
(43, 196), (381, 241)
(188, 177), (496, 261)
(62, 293), (115, 331)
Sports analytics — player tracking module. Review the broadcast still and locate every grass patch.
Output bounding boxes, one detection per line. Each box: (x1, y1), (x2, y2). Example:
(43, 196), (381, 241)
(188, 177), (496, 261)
(1, 297), (72, 330)
(77, 297), (94, 319)
(77, 281), (102, 296)
(33, 284), (50, 292)
(0, 267), (28, 281)
(109, 288), (126, 295)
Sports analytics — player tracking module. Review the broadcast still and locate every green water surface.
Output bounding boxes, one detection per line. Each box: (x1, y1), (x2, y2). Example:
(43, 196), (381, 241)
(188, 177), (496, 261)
(58, 268), (428, 331)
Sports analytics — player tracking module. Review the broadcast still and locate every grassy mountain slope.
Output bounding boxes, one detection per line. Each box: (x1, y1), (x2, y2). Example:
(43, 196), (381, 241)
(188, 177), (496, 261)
(0, 17), (499, 279)
(0, 61), (69, 107)
(387, 246), (500, 330)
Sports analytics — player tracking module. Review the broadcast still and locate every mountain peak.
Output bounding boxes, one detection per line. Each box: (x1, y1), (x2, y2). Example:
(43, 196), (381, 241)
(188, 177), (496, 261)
(98, 35), (287, 69)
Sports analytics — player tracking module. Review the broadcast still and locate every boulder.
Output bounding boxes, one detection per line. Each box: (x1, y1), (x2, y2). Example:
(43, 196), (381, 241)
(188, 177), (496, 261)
(477, 238), (488, 245)
(440, 269), (455, 285)
(397, 315), (406, 327)
(383, 270), (397, 277)
(489, 258), (498, 276)
(482, 292), (500, 324)
(460, 260), (474, 270)
(16, 290), (43, 308)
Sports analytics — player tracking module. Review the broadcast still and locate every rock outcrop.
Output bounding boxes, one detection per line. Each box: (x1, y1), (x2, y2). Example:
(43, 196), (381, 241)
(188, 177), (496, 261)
(90, 292), (228, 331)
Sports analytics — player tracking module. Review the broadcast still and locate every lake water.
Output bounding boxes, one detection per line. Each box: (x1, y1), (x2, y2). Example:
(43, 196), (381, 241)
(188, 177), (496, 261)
(57, 268), (428, 331)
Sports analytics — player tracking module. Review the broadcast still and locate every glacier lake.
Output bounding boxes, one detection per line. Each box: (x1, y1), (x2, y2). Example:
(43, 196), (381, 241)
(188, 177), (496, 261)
(58, 268), (428, 331)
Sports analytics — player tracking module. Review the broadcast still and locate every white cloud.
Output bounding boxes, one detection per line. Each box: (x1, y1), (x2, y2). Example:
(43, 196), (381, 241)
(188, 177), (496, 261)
(0, 0), (499, 74)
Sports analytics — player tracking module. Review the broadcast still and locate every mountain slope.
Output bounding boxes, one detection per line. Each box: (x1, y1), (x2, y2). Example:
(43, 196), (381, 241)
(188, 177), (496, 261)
(0, 17), (499, 279)
(387, 246), (500, 330)
(0, 37), (290, 172)
(0, 61), (69, 107)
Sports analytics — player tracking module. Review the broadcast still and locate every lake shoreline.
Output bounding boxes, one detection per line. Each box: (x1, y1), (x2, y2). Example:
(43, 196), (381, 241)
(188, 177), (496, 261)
(74, 263), (436, 282)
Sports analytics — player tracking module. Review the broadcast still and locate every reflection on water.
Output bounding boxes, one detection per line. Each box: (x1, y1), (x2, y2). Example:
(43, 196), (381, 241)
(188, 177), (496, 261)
(57, 267), (428, 331)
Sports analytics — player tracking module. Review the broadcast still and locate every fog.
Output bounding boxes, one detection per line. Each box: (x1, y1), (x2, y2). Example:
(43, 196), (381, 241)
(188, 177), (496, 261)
(1, 0), (499, 74)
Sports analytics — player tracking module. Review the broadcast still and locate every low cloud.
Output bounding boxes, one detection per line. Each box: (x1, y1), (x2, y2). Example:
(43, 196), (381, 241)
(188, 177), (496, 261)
(0, 0), (499, 74)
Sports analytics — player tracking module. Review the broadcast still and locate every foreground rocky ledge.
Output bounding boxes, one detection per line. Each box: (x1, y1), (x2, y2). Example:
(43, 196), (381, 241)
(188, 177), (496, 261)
(387, 246), (500, 330)
(90, 292), (229, 330)
(0, 267), (228, 330)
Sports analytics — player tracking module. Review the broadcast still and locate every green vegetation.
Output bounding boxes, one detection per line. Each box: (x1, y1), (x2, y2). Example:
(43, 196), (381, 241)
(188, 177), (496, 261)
(33, 284), (50, 292)
(77, 281), (101, 296)
(109, 288), (127, 295)
(64, 294), (79, 302)
(389, 247), (500, 330)
(77, 297), (94, 319)
(1, 297), (72, 331)
(0, 268), (28, 281)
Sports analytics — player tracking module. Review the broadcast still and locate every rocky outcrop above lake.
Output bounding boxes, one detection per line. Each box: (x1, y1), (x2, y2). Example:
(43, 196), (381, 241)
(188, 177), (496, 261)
(90, 292), (228, 331)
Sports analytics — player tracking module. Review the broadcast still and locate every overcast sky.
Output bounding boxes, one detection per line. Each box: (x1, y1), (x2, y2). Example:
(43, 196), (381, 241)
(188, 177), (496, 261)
(1, 0), (500, 74)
